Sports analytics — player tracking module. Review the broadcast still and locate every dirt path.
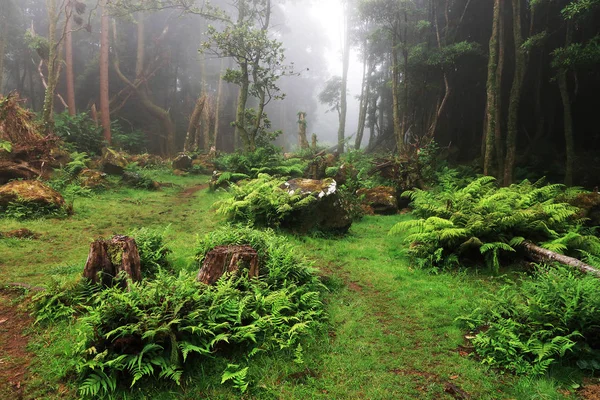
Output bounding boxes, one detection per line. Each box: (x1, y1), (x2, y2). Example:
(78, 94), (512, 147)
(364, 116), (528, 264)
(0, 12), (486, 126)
(179, 183), (209, 198)
(0, 290), (33, 400)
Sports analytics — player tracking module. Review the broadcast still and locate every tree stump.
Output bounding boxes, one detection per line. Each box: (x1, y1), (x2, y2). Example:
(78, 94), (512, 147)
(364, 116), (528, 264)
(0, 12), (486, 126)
(197, 245), (259, 285)
(83, 235), (142, 287)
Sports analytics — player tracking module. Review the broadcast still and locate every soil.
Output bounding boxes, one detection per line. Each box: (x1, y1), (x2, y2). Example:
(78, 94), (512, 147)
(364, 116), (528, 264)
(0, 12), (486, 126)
(580, 378), (600, 400)
(0, 290), (33, 400)
(180, 183), (209, 198)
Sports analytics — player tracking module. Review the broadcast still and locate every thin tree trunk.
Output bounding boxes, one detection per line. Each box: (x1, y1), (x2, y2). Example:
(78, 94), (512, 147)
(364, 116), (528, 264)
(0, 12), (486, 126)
(494, 0), (505, 178)
(338, 2), (351, 154)
(298, 111), (309, 149)
(65, 1), (76, 115)
(401, 11), (409, 152)
(522, 241), (600, 278)
(184, 95), (207, 152)
(503, 0), (527, 186)
(559, 23), (574, 186)
(42, 0), (60, 134)
(0, 1), (8, 95)
(483, 0), (500, 176)
(391, 23), (403, 153)
(99, 0), (111, 143)
(213, 58), (225, 150)
(355, 40), (369, 150)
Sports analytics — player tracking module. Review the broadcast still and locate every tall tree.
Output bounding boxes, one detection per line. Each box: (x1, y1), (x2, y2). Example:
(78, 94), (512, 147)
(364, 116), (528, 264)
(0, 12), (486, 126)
(64, 0), (76, 115)
(338, 0), (352, 153)
(483, 0), (501, 177)
(99, 0), (111, 143)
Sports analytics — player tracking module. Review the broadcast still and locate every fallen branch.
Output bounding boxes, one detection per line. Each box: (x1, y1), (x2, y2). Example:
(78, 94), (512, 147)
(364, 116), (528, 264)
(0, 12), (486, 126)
(521, 240), (600, 278)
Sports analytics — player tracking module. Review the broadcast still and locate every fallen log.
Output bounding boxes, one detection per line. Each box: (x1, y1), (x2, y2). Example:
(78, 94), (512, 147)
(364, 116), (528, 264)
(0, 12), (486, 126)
(521, 240), (600, 278)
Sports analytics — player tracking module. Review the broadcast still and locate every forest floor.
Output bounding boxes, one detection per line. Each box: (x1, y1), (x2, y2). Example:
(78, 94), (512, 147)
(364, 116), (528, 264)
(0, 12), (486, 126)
(1, 170), (599, 399)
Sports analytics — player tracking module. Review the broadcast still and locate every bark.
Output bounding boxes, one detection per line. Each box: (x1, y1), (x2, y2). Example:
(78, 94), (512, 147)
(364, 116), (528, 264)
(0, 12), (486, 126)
(391, 22), (403, 153)
(494, 0), (505, 177)
(197, 245), (259, 285)
(298, 112), (309, 149)
(83, 236), (142, 287)
(65, 1), (76, 116)
(355, 40), (369, 150)
(559, 23), (574, 186)
(338, 2), (351, 154)
(99, 0), (111, 143)
(483, 0), (500, 176)
(522, 241), (600, 278)
(401, 11), (409, 152)
(503, 0), (527, 186)
(184, 95), (207, 152)
(0, 1), (8, 94)
(42, 0), (61, 134)
(213, 57), (225, 150)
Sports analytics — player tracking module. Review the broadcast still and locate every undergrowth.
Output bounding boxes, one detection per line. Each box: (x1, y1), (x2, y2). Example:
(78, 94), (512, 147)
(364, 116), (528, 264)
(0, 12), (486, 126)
(458, 265), (600, 376)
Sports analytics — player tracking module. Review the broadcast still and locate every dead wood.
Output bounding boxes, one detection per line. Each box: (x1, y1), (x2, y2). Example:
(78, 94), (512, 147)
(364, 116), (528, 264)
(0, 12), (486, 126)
(83, 235), (142, 287)
(521, 240), (600, 278)
(197, 245), (259, 285)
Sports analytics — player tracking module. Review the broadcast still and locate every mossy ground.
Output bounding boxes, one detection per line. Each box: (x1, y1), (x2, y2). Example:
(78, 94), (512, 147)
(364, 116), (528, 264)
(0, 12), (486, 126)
(0, 169), (590, 399)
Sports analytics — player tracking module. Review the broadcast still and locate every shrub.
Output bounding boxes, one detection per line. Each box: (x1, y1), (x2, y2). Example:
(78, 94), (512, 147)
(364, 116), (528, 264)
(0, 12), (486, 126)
(54, 112), (105, 155)
(32, 227), (325, 398)
(214, 145), (307, 179)
(215, 174), (317, 228)
(390, 176), (600, 272)
(129, 226), (171, 277)
(458, 265), (600, 375)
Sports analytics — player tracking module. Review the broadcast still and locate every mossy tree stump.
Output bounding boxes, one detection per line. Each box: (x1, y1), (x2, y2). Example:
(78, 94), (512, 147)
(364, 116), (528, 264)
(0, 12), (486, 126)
(83, 235), (142, 287)
(197, 245), (259, 285)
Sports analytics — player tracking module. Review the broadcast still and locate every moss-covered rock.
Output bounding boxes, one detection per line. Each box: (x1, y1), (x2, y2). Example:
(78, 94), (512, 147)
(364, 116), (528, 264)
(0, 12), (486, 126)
(280, 178), (352, 233)
(357, 186), (398, 215)
(100, 147), (128, 175)
(78, 168), (107, 189)
(172, 154), (193, 171)
(0, 180), (65, 208)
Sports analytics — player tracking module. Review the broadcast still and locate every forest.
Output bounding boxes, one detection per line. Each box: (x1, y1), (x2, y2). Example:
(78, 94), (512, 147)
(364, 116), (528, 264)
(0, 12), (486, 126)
(1, 0), (600, 399)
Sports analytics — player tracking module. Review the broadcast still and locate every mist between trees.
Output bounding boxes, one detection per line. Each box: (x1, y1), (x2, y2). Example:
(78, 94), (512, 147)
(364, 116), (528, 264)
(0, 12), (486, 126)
(0, 0), (599, 186)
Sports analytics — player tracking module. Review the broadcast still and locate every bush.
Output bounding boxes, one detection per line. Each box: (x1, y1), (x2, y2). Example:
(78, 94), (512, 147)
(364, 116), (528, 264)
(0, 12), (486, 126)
(129, 226), (171, 277)
(54, 112), (105, 155)
(214, 146), (307, 178)
(458, 265), (600, 375)
(390, 175), (600, 272)
(215, 174), (317, 228)
(32, 227), (325, 398)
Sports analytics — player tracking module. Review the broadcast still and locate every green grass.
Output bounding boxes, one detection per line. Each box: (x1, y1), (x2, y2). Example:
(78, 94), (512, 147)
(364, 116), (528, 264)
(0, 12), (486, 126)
(0, 171), (581, 399)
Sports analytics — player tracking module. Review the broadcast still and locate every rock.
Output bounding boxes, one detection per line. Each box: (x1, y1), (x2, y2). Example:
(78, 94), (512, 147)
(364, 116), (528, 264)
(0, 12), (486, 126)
(128, 153), (164, 168)
(0, 160), (41, 184)
(0, 180), (65, 209)
(279, 178), (352, 233)
(172, 153), (193, 171)
(305, 153), (338, 180)
(78, 169), (107, 189)
(100, 147), (128, 175)
(122, 171), (159, 190)
(0, 228), (38, 239)
(191, 157), (214, 173)
(357, 186), (398, 215)
(48, 147), (71, 168)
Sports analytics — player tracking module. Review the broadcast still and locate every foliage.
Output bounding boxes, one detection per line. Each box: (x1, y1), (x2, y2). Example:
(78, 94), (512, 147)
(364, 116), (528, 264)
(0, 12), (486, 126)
(128, 226), (171, 277)
(552, 35), (600, 70)
(390, 175), (600, 272)
(458, 265), (600, 375)
(0, 139), (11, 152)
(54, 112), (105, 155)
(111, 121), (147, 154)
(214, 145), (306, 179)
(318, 76), (344, 116)
(215, 174), (317, 228)
(32, 227), (325, 397)
(64, 151), (91, 177)
(1, 199), (71, 220)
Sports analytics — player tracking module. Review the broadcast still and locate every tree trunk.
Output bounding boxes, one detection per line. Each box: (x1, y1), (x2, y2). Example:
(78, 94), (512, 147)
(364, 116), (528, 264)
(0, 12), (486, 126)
(99, 0), (111, 144)
(391, 22), (403, 153)
(355, 40), (369, 150)
(235, 64), (250, 151)
(521, 241), (600, 278)
(559, 23), (574, 186)
(184, 95), (207, 152)
(65, 1), (76, 116)
(197, 245), (259, 285)
(494, 0), (505, 178)
(503, 0), (527, 186)
(338, 2), (351, 154)
(298, 112), (309, 149)
(42, 0), (60, 134)
(213, 58), (225, 151)
(483, 0), (500, 176)
(401, 11), (409, 152)
(0, 1), (9, 95)
(83, 236), (142, 287)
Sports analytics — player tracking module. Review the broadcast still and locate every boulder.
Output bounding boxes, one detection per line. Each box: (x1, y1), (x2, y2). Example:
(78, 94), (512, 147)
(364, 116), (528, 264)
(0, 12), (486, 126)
(357, 186), (398, 215)
(172, 154), (193, 171)
(0, 180), (65, 209)
(100, 148), (128, 175)
(0, 160), (40, 184)
(279, 178), (352, 233)
(78, 169), (107, 189)
(128, 153), (164, 168)
(122, 171), (160, 190)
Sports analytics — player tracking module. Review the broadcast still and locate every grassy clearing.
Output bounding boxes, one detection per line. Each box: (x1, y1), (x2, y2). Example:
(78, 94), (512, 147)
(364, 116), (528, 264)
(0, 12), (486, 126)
(0, 173), (584, 399)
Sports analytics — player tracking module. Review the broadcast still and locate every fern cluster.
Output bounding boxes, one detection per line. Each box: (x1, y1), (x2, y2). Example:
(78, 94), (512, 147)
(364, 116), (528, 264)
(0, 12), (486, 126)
(214, 146), (307, 179)
(33, 227), (325, 398)
(216, 174), (317, 228)
(390, 176), (600, 272)
(458, 265), (600, 375)
(128, 226), (171, 277)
